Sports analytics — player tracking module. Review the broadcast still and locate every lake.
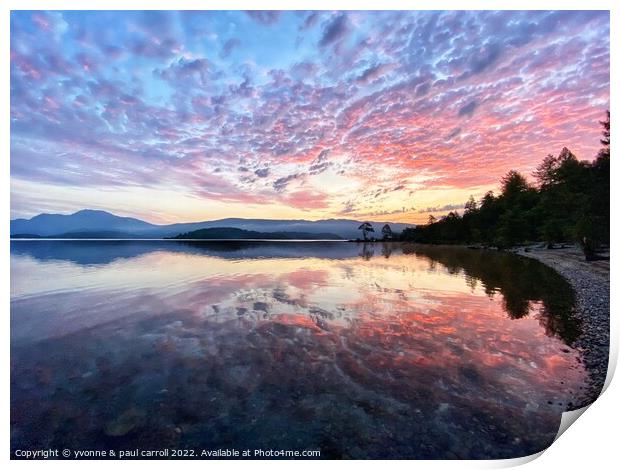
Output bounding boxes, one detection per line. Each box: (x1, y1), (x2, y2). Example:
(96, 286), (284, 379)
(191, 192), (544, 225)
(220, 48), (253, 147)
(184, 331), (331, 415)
(10, 241), (586, 459)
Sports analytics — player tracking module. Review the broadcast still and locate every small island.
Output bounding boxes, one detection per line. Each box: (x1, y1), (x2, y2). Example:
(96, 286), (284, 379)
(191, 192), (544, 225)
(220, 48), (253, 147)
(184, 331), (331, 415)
(168, 227), (343, 240)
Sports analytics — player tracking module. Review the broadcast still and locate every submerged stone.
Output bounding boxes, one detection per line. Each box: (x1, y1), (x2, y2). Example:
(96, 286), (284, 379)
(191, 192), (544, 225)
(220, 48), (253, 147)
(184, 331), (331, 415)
(104, 408), (146, 437)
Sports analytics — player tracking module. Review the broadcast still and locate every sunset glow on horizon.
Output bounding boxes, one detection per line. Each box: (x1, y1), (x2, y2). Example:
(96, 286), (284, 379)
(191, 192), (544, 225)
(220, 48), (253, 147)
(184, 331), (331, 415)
(10, 10), (610, 224)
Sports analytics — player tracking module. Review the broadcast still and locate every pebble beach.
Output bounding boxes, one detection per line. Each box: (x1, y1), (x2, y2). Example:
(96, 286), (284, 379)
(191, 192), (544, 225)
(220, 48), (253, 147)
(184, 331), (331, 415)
(514, 245), (610, 408)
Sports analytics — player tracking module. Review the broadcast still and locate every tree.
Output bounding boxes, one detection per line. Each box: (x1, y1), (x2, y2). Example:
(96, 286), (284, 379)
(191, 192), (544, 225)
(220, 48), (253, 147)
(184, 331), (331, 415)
(533, 154), (559, 188)
(600, 110), (610, 150)
(496, 208), (528, 247)
(500, 170), (529, 198)
(541, 219), (564, 249)
(399, 227), (416, 241)
(427, 214), (437, 225)
(588, 111), (610, 246)
(464, 195), (477, 214)
(381, 224), (393, 240)
(358, 222), (374, 240)
(557, 146), (577, 163)
(480, 191), (495, 208)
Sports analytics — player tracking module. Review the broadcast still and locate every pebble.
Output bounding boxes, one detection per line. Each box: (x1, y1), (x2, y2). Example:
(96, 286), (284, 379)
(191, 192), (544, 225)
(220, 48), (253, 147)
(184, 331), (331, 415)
(518, 246), (609, 407)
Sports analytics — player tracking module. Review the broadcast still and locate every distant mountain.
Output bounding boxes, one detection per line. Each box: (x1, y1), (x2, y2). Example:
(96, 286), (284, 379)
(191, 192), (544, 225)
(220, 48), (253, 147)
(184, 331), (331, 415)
(10, 209), (155, 237)
(170, 227), (342, 240)
(10, 209), (413, 239)
(49, 230), (139, 239)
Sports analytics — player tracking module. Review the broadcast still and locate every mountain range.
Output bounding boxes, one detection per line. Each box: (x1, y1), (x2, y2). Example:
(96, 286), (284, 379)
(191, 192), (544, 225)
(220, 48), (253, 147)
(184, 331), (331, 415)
(10, 209), (413, 240)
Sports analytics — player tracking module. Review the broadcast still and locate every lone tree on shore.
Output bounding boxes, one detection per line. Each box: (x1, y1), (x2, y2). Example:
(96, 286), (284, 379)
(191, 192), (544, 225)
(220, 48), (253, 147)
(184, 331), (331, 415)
(381, 224), (393, 240)
(358, 222), (375, 240)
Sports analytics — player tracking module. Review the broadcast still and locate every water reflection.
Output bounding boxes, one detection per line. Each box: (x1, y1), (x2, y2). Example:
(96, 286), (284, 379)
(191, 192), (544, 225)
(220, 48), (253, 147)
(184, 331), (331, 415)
(11, 241), (586, 459)
(9, 240), (362, 265)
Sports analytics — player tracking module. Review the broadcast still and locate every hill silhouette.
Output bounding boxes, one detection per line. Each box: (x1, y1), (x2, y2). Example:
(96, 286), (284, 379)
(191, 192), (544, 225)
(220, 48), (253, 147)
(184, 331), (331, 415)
(170, 227), (342, 240)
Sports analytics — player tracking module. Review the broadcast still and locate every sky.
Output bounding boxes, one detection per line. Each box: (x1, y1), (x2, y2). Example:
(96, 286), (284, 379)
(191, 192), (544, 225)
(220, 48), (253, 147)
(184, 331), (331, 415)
(10, 10), (610, 224)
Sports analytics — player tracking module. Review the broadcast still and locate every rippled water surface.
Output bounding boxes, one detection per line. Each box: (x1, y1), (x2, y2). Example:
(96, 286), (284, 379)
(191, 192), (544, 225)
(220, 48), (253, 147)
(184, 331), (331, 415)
(11, 241), (587, 459)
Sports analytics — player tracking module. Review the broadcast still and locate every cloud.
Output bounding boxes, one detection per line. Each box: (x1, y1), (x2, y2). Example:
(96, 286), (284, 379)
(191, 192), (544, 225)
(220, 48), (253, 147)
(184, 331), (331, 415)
(245, 11), (281, 26)
(415, 81), (431, 96)
(221, 38), (241, 58)
(362, 206), (415, 217)
(340, 200), (357, 214)
(155, 58), (212, 86)
(319, 14), (350, 48)
(32, 12), (68, 41)
(308, 149), (331, 175)
(300, 12), (320, 31)
(273, 173), (301, 192)
(290, 61), (319, 81)
(466, 43), (502, 77)
(131, 37), (181, 60)
(446, 127), (461, 140)
(458, 100), (478, 117)
(283, 190), (329, 210)
(420, 203), (465, 213)
(356, 63), (396, 85)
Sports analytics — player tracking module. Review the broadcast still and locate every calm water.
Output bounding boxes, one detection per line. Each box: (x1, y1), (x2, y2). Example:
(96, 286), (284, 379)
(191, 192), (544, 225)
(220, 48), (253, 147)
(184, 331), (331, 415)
(11, 241), (586, 459)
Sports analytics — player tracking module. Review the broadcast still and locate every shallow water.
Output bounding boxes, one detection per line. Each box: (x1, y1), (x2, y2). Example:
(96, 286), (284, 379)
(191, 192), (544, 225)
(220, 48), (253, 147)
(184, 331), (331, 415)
(11, 241), (586, 459)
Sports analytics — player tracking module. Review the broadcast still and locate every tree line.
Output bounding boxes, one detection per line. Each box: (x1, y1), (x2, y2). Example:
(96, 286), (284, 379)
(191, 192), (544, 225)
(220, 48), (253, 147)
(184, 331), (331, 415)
(399, 111), (610, 253)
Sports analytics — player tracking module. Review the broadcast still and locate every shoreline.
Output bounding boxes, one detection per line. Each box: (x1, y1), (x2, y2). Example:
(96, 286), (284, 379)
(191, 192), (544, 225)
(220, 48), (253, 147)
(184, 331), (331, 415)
(511, 245), (610, 408)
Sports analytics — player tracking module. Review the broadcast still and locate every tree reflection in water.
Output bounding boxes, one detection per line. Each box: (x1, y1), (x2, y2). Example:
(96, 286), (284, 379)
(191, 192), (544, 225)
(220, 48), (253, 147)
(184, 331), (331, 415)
(401, 245), (580, 345)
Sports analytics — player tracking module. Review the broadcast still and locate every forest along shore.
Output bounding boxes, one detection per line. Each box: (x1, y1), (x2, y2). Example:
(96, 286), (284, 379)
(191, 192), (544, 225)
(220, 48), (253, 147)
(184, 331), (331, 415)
(512, 245), (610, 407)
